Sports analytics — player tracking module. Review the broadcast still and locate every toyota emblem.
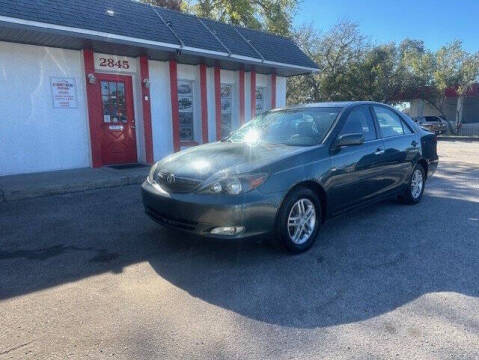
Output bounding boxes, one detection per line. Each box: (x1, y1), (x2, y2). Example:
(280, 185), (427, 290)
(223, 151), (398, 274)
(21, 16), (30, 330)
(166, 173), (175, 184)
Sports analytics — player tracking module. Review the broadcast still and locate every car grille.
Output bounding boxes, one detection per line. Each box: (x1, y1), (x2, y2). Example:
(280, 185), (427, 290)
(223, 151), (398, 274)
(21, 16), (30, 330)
(153, 169), (202, 193)
(145, 206), (198, 231)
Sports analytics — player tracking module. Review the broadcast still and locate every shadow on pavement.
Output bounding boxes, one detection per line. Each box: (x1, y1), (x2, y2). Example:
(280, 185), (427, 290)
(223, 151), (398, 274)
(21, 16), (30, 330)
(1, 159), (478, 329)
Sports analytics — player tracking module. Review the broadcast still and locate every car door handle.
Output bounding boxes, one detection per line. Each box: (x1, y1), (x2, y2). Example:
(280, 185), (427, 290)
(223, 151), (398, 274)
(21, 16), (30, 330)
(374, 148), (385, 155)
(411, 140), (418, 147)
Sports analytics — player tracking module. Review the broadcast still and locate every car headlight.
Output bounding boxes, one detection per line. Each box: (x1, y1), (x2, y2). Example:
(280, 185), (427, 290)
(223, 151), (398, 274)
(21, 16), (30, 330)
(198, 173), (268, 195)
(148, 162), (158, 183)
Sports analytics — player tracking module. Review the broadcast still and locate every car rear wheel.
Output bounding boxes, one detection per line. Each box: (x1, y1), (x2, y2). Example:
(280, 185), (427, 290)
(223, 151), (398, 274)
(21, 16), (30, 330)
(275, 187), (321, 253)
(400, 164), (425, 204)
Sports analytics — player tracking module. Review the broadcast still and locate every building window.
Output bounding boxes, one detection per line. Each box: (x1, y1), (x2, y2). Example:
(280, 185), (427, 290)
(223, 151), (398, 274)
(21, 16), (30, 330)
(256, 87), (265, 114)
(221, 84), (233, 137)
(178, 80), (194, 141)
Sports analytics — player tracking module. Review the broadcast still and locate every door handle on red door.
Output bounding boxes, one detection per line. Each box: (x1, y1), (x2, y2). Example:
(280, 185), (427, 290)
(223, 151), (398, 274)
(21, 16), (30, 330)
(374, 148), (385, 155)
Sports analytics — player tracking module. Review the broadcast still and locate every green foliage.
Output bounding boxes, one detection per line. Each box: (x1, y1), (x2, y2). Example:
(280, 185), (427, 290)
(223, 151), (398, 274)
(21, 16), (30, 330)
(140, 0), (297, 36)
(140, 0), (478, 115)
(187, 0), (297, 36)
(288, 23), (479, 108)
(141, 0), (184, 11)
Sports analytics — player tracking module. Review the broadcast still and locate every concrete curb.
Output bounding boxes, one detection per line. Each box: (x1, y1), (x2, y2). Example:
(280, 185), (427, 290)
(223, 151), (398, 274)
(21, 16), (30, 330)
(1, 174), (145, 202)
(437, 136), (479, 142)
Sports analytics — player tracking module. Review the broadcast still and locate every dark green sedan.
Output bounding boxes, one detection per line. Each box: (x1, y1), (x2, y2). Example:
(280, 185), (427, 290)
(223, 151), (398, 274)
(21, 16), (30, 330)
(142, 102), (438, 253)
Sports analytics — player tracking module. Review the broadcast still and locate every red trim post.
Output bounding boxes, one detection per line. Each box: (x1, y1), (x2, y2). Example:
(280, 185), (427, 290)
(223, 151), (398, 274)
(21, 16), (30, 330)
(250, 70), (256, 118)
(200, 64), (209, 143)
(239, 69), (245, 125)
(83, 48), (102, 168)
(140, 56), (154, 163)
(169, 60), (180, 152)
(214, 66), (221, 140)
(271, 73), (277, 109)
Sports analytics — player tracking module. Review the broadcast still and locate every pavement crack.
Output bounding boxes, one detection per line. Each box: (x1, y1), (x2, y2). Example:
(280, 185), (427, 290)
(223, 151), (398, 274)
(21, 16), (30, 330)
(0, 340), (34, 356)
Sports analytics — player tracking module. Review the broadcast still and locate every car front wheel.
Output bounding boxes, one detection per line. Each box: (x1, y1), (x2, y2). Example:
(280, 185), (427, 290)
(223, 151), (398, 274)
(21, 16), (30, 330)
(275, 187), (321, 253)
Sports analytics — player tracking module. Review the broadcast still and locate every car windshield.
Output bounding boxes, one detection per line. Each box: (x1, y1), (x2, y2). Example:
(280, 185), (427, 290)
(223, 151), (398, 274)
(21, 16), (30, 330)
(226, 107), (341, 146)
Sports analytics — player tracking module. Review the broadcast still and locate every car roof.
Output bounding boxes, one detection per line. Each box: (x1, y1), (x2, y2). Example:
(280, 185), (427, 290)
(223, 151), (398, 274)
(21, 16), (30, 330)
(273, 101), (386, 111)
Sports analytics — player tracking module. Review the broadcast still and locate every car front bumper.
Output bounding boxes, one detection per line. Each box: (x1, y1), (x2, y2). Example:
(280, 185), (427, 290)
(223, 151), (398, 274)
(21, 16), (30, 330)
(141, 180), (283, 239)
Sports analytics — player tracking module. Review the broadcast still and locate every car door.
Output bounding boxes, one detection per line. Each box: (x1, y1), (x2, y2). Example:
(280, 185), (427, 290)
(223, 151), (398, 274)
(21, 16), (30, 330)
(328, 105), (387, 213)
(372, 105), (418, 193)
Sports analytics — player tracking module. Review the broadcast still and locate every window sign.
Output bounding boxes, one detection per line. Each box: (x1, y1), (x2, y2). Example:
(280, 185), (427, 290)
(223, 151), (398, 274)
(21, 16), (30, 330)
(101, 80), (127, 124)
(220, 84), (233, 138)
(256, 87), (265, 113)
(50, 77), (78, 108)
(178, 80), (194, 141)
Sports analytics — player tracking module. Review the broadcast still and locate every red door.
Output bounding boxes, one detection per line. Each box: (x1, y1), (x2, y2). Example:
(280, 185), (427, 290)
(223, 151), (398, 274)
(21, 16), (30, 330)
(97, 74), (137, 165)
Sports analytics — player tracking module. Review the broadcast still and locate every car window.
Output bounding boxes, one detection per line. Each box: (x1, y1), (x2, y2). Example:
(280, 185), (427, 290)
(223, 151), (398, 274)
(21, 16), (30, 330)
(339, 106), (377, 141)
(403, 123), (413, 134)
(228, 107), (341, 146)
(374, 106), (405, 137)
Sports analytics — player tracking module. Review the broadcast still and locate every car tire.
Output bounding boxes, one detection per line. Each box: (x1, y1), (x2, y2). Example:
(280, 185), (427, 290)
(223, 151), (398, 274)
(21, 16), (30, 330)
(275, 187), (321, 253)
(399, 164), (426, 205)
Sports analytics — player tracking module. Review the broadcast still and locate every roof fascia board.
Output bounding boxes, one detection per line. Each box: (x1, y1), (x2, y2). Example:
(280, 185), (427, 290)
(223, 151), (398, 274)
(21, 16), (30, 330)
(263, 59), (319, 72)
(0, 15), (318, 73)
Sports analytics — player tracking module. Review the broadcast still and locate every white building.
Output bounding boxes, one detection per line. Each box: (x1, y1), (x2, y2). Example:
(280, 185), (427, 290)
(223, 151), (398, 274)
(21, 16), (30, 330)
(0, 0), (318, 176)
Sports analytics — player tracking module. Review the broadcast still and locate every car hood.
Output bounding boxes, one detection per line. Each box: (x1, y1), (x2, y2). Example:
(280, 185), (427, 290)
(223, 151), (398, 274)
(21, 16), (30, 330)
(157, 141), (309, 180)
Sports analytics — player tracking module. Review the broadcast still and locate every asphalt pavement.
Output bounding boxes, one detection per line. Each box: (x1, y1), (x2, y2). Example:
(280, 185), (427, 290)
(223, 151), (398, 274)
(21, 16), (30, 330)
(1, 141), (478, 359)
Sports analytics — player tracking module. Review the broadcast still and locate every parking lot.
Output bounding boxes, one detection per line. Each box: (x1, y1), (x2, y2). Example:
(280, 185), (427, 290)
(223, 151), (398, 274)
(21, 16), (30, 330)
(1, 140), (478, 359)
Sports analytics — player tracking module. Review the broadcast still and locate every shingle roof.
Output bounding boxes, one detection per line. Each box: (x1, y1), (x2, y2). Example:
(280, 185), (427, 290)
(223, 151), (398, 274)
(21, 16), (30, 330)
(0, 0), (318, 71)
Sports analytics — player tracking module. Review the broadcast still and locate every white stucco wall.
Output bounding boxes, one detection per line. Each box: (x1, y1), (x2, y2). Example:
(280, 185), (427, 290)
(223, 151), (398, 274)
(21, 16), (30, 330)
(149, 60), (173, 161)
(0, 42), (90, 176)
(276, 76), (287, 108)
(244, 72), (252, 122)
(206, 67), (216, 142)
(0, 44), (289, 174)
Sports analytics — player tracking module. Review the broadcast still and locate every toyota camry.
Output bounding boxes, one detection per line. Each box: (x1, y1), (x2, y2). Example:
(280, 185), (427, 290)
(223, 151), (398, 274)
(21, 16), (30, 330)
(142, 102), (438, 253)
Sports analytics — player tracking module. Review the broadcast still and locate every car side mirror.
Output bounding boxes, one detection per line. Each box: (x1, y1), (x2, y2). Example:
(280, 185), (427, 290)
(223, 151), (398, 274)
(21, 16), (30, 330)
(336, 133), (364, 148)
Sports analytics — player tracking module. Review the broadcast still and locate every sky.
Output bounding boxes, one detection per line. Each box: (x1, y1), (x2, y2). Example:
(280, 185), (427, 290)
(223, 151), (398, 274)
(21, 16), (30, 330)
(294, 0), (478, 52)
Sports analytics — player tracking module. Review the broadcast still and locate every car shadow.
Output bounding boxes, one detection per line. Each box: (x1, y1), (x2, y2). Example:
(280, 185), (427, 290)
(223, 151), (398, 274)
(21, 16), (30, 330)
(1, 160), (478, 329)
(146, 191), (479, 328)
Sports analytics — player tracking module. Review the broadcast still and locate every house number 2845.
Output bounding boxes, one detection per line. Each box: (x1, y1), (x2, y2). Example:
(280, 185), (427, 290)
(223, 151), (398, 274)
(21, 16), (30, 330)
(98, 57), (130, 70)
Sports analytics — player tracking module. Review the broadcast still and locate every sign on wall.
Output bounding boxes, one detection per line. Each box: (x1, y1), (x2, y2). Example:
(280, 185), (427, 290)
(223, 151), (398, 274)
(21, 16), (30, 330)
(50, 77), (78, 108)
(94, 53), (136, 73)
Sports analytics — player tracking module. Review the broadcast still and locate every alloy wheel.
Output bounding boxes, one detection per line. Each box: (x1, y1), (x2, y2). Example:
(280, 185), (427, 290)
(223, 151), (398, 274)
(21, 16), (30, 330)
(287, 198), (316, 245)
(411, 169), (423, 199)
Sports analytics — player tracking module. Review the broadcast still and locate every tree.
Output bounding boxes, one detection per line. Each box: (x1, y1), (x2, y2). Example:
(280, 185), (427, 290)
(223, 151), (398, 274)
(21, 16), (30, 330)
(141, 0), (183, 11)
(288, 22), (479, 135)
(287, 21), (370, 103)
(140, 0), (298, 36)
(405, 41), (479, 132)
(188, 0), (298, 36)
(434, 41), (479, 130)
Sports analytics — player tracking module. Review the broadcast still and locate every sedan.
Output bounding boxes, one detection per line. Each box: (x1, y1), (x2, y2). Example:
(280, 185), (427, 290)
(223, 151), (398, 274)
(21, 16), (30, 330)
(142, 102), (439, 253)
(413, 116), (448, 134)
